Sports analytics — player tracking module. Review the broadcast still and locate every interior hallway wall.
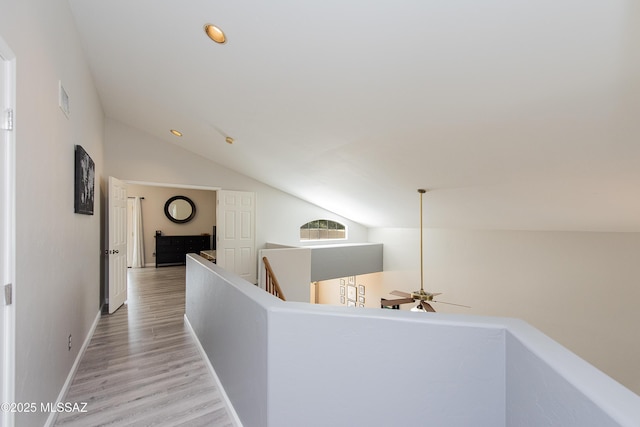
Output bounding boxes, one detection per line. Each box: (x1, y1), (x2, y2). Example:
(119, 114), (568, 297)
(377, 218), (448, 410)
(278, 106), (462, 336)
(0, 0), (105, 425)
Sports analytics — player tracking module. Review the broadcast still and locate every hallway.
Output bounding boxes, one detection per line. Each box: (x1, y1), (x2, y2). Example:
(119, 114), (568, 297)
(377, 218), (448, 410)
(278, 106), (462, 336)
(54, 266), (236, 426)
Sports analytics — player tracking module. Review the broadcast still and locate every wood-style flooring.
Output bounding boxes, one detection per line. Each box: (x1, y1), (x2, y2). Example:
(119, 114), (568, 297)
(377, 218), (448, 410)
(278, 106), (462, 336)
(54, 266), (236, 427)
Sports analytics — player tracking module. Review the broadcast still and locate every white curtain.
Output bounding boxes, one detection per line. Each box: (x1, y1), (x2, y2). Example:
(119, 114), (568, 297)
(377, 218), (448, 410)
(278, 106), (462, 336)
(130, 196), (145, 268)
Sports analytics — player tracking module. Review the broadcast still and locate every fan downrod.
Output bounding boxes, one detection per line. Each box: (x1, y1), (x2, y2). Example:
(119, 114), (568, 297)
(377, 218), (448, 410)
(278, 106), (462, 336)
(417, 188), (428, 295)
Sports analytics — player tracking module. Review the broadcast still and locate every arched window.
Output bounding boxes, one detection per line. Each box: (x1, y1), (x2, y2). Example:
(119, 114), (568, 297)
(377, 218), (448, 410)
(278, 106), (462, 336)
(300, 219), (346, 241)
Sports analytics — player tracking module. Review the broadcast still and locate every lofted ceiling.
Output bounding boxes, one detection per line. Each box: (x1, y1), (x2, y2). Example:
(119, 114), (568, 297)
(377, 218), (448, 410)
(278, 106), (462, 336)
(68, 0), (640, 230)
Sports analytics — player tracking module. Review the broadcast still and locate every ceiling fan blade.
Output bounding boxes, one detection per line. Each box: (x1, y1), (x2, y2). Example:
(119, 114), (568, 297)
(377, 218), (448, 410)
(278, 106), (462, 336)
(381, 298), (415, 306)
(433, 300), (471, 308)
(430, 292), (442, 297)
(422, 302), (436, 312)
(390, 290), (411, 298)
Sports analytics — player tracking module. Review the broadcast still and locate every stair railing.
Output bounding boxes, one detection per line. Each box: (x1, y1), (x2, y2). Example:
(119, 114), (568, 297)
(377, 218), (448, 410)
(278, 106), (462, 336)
(262, 256), (286, 301)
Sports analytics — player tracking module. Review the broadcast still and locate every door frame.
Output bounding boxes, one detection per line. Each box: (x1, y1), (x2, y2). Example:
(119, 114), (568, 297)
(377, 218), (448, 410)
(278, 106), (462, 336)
(125, 180), (220, 193)
(0, 34), (16, 427)
(108, 180), (220, 298)
(125, 180), (221, 265)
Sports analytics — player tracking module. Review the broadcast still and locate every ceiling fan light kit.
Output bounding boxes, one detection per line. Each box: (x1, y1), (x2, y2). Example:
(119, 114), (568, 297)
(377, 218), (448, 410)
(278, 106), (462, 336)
(411, 288), (434, 301)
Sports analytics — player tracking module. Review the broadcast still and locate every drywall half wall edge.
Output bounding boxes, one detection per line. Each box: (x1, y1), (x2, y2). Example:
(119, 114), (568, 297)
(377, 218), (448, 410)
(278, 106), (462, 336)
(310, 243), (383, 282)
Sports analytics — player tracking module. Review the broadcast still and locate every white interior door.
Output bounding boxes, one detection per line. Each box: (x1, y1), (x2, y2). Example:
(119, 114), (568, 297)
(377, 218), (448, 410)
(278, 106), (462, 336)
(0, 35), (16, 426)
(216, 190), (256, 284)
(108, 176), (127, 313)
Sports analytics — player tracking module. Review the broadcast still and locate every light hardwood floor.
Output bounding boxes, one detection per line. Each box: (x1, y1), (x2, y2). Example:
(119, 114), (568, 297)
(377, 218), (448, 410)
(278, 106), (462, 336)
(54, 266), (237, 427)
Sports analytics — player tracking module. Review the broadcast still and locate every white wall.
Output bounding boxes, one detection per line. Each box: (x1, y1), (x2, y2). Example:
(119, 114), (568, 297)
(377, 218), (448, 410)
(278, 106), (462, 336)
(369, 228), (640, 395)
(309, 243), (383, 281)
(185, 256), (272, 427)
(186, 255), (640, 427)
(267, 307), (505, 427)
(0, 0), (104, 425)
(104, 118), (370, 251)
(505, 329), (635, 426)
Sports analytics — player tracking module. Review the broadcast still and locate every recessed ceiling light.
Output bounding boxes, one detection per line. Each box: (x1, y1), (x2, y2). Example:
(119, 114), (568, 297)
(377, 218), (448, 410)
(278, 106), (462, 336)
(170, 129), (183, 137)
(204, 24), (226, 44)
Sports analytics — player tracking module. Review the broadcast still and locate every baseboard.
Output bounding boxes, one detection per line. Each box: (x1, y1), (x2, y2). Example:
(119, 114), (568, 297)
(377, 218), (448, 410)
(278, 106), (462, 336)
(184, 314), (243, 427)
(44, 310), (101, 427)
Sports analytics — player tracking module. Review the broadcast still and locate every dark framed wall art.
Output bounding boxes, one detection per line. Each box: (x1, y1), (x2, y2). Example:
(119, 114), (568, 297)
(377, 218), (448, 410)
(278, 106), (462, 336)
(74, 145), (95, 215)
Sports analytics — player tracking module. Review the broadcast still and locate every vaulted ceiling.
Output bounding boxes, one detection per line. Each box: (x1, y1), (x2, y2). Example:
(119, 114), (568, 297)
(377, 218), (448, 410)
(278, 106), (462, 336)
(68, 0), (640, 230)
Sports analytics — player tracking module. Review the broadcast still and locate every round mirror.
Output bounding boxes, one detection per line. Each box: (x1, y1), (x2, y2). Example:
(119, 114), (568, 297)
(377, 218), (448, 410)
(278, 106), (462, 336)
(164, 195), (196, 224)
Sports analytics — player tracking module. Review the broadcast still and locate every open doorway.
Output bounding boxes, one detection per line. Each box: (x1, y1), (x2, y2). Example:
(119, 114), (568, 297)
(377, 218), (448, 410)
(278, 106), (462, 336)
(106, 179), (220, 312)
(124, 182), (217, 268)
(107, 180), (257, 310)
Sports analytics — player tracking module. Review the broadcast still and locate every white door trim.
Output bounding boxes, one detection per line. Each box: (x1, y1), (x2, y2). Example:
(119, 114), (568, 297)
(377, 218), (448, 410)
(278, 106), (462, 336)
(0, 34), (16, 427)
(124, 180), (220, 192)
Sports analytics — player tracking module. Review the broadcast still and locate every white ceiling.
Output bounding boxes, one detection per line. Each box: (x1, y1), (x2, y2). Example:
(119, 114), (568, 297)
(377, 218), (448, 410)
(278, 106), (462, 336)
(68, 0), (640, 230)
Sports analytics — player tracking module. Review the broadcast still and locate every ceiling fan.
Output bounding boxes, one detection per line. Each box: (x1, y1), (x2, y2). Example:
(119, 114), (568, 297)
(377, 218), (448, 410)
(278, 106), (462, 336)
(381, 189), (469, 313)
